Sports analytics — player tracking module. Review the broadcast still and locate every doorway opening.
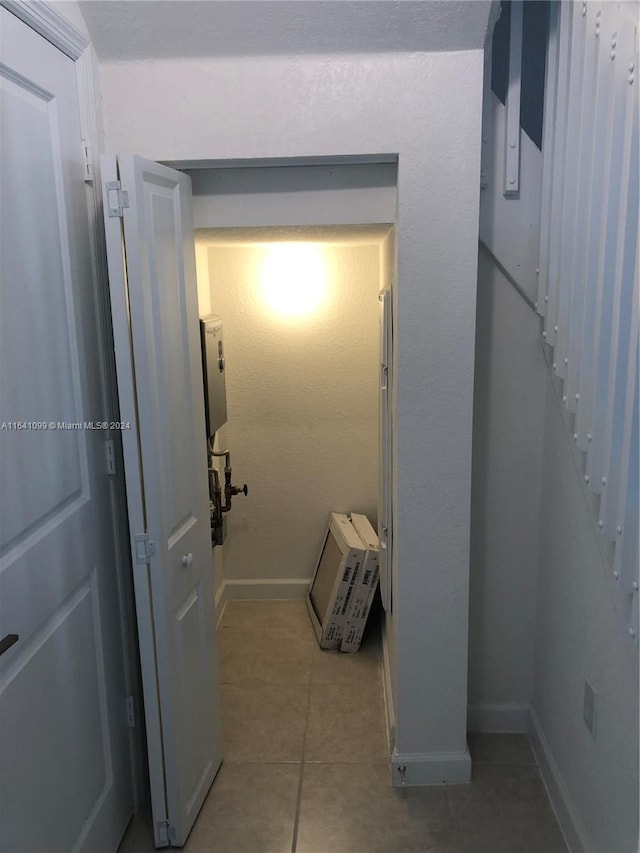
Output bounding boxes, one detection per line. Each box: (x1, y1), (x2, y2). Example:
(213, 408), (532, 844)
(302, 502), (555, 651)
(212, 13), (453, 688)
(186, 219), (396, 839)
(109, 155), (398, 847)
(183, 156), (397, 636)
(193, 223), (393, 614)
(185, 161), (397, 797)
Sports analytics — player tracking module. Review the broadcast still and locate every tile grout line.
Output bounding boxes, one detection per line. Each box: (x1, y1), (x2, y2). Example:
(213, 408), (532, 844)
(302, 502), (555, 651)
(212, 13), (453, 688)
(290, 654), (315, 853)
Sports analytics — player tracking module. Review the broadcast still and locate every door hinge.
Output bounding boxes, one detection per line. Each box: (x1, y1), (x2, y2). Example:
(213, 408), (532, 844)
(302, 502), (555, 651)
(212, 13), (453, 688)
(125, 695), (135, 728)
(105, 438), (116, 475)
(81, 138), (94, 183)
(105, 180), (130, 217)
(135, 533), (156, 564)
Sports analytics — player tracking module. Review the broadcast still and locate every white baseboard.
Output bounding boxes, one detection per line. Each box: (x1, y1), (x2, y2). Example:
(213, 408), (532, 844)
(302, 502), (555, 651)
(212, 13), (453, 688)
(381, 619), (396, 750)
(221, 578), (311, 601)
(467, 703), (530, 733)
(391, 749), (472, 786)
(528, 707), (591, 853)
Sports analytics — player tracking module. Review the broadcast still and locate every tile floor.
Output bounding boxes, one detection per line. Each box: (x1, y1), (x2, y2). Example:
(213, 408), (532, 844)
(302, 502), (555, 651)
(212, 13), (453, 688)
(119, 600), (567, 853)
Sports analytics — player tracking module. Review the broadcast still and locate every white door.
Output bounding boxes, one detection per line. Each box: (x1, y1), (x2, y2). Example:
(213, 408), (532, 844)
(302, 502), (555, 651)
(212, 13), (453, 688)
(0, 10), (133, 852)
(101, 154), (223, 847)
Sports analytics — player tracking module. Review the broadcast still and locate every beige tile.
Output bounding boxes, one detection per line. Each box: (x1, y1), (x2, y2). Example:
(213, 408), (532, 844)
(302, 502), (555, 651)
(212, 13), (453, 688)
(467, 732), (535, 765)
(437, 808), (567, 852)
(296, 762), (452, 853)
(218, 626), (314, 684)
(221, 599), (313, 634)
(120, 608), (564, 853)
(185, 763), (299, 853)
(447, 763), (550, 819)
(311, 633), (381, 685)
(304, 682), (389, 763)
(221, 683), (308, 763)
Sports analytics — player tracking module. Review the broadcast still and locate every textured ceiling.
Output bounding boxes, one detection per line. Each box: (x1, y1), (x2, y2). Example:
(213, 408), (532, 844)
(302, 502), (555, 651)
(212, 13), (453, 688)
(79, 0), (494, 61)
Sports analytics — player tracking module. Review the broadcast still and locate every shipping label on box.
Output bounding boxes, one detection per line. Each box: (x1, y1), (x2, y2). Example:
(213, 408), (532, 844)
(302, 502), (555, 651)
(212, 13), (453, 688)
(342, 513), (380, 652)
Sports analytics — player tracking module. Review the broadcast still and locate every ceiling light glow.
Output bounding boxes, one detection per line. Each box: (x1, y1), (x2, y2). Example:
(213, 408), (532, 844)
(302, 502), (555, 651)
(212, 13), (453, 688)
(259, 243), (328, 319)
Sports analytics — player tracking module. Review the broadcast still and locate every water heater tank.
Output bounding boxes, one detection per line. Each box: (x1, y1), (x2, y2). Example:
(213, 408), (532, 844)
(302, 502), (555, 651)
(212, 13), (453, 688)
(200, 314), (228, 438)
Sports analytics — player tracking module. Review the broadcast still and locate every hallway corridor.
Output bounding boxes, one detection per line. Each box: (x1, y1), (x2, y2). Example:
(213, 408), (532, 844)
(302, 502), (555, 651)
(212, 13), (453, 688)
(119, 600), (566, 852)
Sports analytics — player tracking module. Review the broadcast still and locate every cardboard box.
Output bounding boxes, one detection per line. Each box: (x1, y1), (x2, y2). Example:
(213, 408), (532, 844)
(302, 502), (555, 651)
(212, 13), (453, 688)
(341, 513), (380, 652)
(306, 512), (366, 649)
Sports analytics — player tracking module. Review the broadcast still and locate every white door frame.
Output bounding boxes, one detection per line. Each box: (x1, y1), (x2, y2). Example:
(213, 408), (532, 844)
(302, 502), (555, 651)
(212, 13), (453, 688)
(1, 0), (145, 811)
(182, 163), (398, 748)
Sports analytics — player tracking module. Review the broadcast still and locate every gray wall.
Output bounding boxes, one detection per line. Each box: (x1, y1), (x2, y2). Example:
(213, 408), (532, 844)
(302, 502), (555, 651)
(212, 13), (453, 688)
(469, 245), (545, 729)
(472, 246), (639, 852)
(533, 372), (639, 853)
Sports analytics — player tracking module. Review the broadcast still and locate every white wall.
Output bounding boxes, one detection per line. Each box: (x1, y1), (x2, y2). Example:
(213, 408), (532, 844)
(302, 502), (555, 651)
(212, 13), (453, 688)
(532, 374), (639, 853)
(189, 163), (397, 229)
(468, 245), (545, 731)
(196, 230), (382, 592)
(97, 44), (486, 774)
(471, 250), (639, 850)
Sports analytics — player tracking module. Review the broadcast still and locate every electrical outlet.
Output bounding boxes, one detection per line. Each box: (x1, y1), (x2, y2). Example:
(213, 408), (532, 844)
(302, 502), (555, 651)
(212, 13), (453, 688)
(583, 678), (597, 736)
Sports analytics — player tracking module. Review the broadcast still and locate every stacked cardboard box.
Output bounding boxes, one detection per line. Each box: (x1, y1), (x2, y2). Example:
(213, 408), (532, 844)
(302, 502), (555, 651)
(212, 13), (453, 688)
(306, 511), (380, 652)
(306, 512), (366, 649)
(341, 513), (380, 652)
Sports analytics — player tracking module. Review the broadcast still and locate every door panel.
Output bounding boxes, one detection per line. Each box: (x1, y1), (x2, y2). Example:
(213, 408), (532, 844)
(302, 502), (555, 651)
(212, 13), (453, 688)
(174, 578), (213, 815)
(146, 188), (199, 540)
(2, 573), (111, 852)
(0, 10), (132, 853)
(1, 64), (87, 550)
(102, 154), (223, 847)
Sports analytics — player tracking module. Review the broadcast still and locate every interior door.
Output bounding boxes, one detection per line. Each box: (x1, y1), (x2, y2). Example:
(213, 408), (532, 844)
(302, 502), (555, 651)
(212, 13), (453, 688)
(0, 9), (132, 852)
(101, 154), (223, 847)
(378, 288), (393, 612)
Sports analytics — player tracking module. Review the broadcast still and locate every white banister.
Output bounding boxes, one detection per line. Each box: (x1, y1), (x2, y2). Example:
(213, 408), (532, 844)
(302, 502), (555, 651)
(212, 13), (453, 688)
(600, 105), (638, 539)
(544, 0), (574, 350)
(574, 2), (617, 451)
(555, 0), (587, 387)
(537, 0), (639, 646)
(587, 10), (637, 491)
(504, 0), (523, 196)
(564, 3), (601, 411)
(537, 0), (560, 319)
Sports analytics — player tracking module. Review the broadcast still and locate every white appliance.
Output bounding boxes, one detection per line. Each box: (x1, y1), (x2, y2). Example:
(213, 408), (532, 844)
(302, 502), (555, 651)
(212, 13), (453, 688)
(200, 314), (227, 438)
